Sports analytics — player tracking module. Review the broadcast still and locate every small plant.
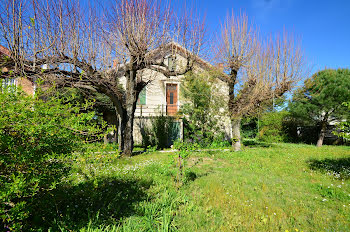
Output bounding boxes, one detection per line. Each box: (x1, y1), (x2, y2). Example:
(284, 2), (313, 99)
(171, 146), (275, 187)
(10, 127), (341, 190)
(173, 140), (198, 185)
(145, 145), (157, 154)
(210, 139), (230, 148)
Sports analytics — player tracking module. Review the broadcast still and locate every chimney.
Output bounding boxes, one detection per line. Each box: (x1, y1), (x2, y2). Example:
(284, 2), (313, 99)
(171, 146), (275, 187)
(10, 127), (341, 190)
(216, 63), (224, 72)
(113, 59), (118, 68)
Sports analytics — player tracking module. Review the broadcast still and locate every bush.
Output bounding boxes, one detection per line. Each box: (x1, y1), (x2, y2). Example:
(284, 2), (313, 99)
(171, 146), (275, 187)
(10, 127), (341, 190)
(141, 115), (179, 149)
(0, 86), (105, 230)
(241, 117), (258, 139)
(333, 102), (350, 141)
(180, 72), (226, 147)
(258, 111), (290, 142)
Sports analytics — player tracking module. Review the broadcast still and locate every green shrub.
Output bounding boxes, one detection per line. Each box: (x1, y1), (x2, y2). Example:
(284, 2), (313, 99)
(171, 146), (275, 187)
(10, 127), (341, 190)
(241, 117), (258, 139)
(258, 111), (290, 142)
(0, 86), (105, 230)
(333, 102), (350, 141)
(180, 72), (226, 147)
(141, 115), (179, 149)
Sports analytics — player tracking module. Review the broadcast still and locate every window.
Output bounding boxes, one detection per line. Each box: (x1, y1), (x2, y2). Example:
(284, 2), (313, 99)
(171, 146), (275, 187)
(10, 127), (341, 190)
(137, 88), (146, 105)
(170, 92), (174, 104)
(168, 56), (176, 72)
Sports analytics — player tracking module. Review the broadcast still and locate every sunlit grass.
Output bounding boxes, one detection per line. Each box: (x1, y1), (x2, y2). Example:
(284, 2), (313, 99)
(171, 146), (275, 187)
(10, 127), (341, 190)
(26, 142), (350, 231)
(174, 143), (350, 232)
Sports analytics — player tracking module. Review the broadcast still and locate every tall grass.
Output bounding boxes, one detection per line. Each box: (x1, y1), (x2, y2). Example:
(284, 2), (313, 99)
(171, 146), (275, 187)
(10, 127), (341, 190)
(15, 142), (350, 231)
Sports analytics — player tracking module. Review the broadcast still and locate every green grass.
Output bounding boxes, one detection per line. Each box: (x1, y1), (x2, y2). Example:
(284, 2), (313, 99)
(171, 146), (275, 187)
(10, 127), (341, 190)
(23, 142), (350, 231)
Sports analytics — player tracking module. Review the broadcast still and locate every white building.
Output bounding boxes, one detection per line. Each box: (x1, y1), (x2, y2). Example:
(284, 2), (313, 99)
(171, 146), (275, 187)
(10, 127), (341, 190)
(117, 43), (231, 145)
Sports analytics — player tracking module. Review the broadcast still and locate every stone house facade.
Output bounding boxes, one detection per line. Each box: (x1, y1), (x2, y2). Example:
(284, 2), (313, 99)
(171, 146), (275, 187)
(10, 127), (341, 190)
(117, 43), (232, 145)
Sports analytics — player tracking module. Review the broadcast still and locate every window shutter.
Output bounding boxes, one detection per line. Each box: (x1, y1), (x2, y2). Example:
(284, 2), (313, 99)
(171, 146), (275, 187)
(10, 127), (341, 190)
(138, 88), (146, 105)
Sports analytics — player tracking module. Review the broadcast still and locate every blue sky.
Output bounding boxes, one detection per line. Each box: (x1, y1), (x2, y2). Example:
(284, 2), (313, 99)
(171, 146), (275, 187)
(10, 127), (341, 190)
(186, 0), (350, 74)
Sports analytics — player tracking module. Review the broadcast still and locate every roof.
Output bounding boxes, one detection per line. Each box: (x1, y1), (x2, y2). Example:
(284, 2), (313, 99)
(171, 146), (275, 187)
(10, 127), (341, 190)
(150, 41), (213, 71)
(113, 42), (228, 80)
(0, 45), (11, 56)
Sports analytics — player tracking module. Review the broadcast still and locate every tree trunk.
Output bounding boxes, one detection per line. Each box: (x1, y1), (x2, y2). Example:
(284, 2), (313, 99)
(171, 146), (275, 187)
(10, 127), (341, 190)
(118, 66), (138, 156)
(117, 114), (122, 150)
(119, 110), (135, 156)
(227, 72), (241, 152)
(231, 118), (242, 151)
(317, 120), (327, 147)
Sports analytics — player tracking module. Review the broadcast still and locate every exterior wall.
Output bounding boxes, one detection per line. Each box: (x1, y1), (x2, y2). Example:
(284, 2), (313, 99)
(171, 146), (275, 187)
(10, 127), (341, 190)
(209, 78), (232, 140)
(16, 77), (35, 95)
(117, 50), (233, 143)
(135, 75), (183, 117)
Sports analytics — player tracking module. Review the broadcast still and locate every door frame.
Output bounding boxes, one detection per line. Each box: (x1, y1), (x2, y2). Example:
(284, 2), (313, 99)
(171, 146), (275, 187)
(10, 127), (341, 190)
(163, 80), (181, 113)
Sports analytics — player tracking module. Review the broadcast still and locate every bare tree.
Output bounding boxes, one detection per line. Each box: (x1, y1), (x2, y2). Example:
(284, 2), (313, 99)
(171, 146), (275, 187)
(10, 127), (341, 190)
(216, 13), (304, 151)
(0, 0), (206, 155)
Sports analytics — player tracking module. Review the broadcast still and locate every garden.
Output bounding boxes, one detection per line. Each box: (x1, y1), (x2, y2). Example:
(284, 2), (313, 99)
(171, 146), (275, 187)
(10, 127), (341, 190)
(1, 85), (350, 231)
(1, 1), (350, 231)
(3, 138), (350, 231)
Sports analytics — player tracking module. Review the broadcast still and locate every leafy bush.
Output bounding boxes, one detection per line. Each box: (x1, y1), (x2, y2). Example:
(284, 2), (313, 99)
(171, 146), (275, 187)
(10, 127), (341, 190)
(241, 117), (258, 139)
(209, 138), (231, 148)
(173, 139), (200, 154)
(0, 86), (105, 230)
(258, 111), (290, 142)
(333, 102), (350, 141)
(141, 115), (179, 149)
(259, 110), (321, 144)
(180, 72), (226, 146)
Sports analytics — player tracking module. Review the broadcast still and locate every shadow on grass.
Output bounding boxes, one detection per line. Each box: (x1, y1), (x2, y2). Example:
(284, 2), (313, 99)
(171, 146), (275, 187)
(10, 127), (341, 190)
(307, 157), (350, 179)
(26, 177), (152, 231)
(243, 139), (275, 148)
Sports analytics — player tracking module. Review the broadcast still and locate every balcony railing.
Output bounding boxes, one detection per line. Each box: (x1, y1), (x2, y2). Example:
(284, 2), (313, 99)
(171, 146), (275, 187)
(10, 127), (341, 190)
(135, 104), (180, 116)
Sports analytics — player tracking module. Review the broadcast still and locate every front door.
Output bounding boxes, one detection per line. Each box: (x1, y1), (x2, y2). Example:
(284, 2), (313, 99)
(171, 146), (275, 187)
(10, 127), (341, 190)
(166, 84), (178, 116)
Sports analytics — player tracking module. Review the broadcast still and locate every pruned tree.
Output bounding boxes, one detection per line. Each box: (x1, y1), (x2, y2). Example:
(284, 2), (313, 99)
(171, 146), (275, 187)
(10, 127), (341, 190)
(215, 13), (305, 151)
(0, 0), (206, 155)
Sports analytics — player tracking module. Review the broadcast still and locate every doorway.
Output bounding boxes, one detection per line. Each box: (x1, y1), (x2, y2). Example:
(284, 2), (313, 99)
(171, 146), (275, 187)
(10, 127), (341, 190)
(166, 83), (178, 116)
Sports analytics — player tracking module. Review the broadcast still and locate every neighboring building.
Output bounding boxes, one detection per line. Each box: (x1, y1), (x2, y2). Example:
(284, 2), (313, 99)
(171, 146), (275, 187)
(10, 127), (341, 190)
(116, 43), (231, 145)
(0, 45), (36, 95)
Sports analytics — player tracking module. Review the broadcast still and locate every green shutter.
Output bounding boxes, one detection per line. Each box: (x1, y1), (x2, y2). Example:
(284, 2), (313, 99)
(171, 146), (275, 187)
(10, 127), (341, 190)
(138, 88), (146, 105)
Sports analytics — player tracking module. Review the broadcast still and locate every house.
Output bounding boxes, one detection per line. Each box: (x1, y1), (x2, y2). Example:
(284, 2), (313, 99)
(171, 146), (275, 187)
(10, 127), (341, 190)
(116, 42), (232, 145)
(0, 45), (36, 95)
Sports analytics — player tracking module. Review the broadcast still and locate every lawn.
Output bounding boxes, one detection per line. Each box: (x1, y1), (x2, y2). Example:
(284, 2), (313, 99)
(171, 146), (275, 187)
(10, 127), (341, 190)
(25, 142), (350, 231)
